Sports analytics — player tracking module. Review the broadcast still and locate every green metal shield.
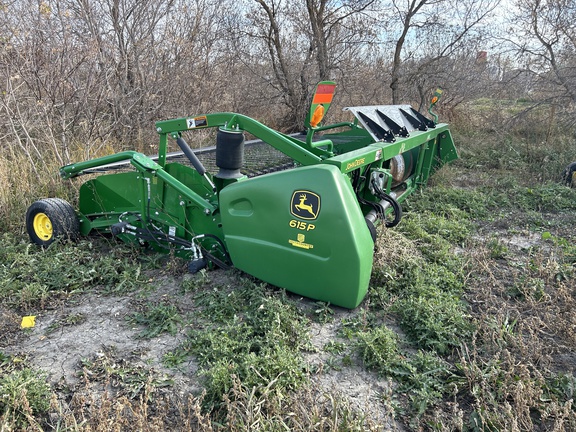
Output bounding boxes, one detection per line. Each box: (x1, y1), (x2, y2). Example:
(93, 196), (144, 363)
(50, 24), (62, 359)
(219, 164), (374, 309)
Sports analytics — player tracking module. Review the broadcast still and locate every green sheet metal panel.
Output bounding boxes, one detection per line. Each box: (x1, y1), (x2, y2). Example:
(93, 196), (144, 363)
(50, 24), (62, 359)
(219, 164), (374, 309)
(78, 171), (142, 216)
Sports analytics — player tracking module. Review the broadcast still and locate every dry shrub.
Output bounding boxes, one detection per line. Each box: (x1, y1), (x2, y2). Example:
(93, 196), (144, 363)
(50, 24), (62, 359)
(0, 151), (72, 232)
(50, 386), (213, 432)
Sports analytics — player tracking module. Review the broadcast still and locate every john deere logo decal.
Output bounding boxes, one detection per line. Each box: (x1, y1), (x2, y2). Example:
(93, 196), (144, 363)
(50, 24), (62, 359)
(290, 190), (320, 220)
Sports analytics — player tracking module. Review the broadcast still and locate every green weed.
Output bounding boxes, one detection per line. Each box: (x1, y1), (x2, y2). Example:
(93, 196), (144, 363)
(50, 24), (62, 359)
(370, 206), (472, 355)
(181, 269), (211, 293)
(313, 301), (334, 323)
(45, 312), (87, 334)
(355, 325), (457, 416)
(405, 186), (493, 220)
(127, 301), (183, 338)
(0, 234), (148, 309)
(338, 315), (373, 339)
(544, 372), (576, 402)
(172, 281), (311, 408)
(0, 362), (51, 429)
(323, 341), (347, 354)
(356, 325), (401, 374)
(80, 347), (174, 399)
(489, 183), (576, 213)
(487, 237), (508, 259)
(507, 276), (546, 302)
(542, 232), (576, 267)
(393, 294), (472, 354)
(398, 351), (455, 416)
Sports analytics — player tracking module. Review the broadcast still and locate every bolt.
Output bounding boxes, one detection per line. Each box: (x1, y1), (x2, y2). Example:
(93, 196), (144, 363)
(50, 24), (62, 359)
(179, 200), (185, 206)
(156, 127), (162, 133)
(204, 209), (210, 215)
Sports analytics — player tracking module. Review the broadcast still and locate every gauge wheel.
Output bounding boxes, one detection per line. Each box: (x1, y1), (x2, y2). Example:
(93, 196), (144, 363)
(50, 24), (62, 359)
(26, 198), (80, 246)
(563, 162), (576, 188)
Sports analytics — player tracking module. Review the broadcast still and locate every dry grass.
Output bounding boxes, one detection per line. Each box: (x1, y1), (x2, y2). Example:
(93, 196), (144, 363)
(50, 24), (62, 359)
(3, 377), (391, 432)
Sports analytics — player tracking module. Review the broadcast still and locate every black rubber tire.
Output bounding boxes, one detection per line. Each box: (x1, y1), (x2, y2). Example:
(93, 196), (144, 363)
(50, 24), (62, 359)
(25, 198), (80, 247)
(562, 162), (576, 188)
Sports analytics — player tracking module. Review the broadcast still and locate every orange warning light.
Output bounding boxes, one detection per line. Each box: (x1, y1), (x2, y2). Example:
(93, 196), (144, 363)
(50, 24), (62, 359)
(310, 104), (325, 128)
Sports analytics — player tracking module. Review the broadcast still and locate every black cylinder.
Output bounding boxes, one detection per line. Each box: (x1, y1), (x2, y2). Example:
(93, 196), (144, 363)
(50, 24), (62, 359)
(215, 128), (245, 179)
(176, 137), (206, 176)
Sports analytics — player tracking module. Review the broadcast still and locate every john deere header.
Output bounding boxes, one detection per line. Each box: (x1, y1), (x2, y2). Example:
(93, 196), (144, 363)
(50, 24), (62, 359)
(27, 82), (457, 308)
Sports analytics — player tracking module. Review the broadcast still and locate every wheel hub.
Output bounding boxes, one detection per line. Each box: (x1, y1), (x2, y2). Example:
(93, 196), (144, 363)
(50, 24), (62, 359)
(33, 213), (53, 240)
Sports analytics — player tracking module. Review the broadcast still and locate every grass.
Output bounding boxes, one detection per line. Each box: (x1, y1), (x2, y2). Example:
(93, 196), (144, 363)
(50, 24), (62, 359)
(0, 354), (51, 429)
(165, 281), (311, 410)
(127, 301), (183, 338)
(0, 234), (147, 311)
(79, 346), (175, 400)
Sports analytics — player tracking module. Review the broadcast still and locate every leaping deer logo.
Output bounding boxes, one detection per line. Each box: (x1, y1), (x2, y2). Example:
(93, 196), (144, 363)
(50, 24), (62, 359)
(295, 194), (317, 217)
(291, 190), (320, 220)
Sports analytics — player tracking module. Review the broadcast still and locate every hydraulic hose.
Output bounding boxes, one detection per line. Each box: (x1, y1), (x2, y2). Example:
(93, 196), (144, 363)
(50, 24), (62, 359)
(367, 179), (403, 228)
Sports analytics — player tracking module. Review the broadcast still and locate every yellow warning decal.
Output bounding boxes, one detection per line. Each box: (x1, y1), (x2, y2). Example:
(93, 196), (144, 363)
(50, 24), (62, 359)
(289, 233), (314, 250)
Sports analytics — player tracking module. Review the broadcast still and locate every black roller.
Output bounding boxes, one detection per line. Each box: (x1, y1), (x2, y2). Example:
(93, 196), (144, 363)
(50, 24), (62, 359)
(215, 128), (245, 179)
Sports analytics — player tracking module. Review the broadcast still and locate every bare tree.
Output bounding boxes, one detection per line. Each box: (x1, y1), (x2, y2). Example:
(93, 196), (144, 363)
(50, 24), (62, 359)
(233, 0), (382, 129)
(386, 0), (500, 104)
(506, 0), (576, 106)
(306, 0), (380, 80)
(0, 0), (234, 165)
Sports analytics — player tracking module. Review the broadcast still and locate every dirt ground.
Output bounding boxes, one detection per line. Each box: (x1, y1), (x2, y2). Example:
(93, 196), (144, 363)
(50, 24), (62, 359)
(1, 269), (399, 428)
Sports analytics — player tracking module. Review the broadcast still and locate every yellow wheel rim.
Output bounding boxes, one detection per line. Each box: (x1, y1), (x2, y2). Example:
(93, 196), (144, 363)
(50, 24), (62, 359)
(33, 212), (53, 241)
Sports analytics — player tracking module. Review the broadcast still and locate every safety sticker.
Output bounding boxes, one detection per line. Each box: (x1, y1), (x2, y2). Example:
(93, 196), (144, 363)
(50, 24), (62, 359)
(187, 116), (208, 129)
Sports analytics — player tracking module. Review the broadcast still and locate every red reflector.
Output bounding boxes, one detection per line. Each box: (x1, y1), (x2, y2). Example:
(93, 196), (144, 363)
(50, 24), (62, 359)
(316, 84), (336, 95)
